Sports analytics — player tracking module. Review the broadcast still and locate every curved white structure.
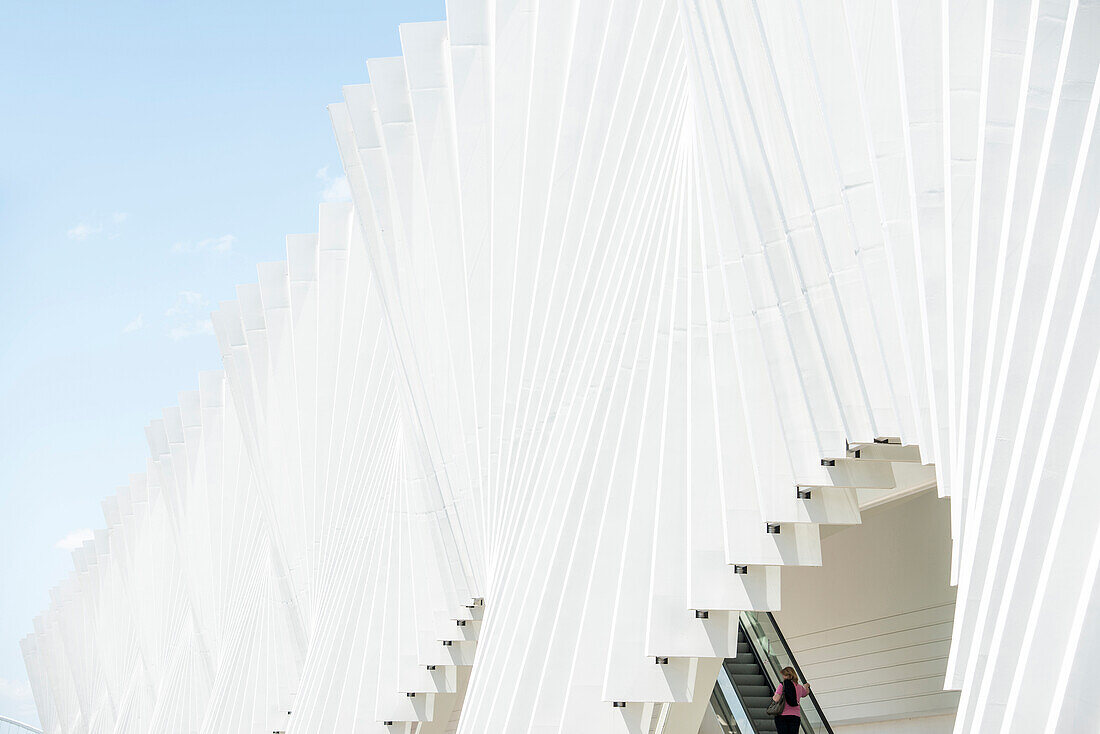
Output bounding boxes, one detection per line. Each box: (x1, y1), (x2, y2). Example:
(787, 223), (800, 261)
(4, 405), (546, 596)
(0, 715), (42, 734)
(24, 1), (1100, 732)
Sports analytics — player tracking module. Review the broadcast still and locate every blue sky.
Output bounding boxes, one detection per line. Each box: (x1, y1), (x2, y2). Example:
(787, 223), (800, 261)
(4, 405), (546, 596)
(0, 0), (443, 724)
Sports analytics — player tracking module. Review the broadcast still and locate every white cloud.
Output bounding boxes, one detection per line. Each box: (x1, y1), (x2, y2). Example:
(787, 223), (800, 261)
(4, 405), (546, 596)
(122, 314), (144, 333)
(55, 528), (94, 551)
(317, 165), (351, 202)
(67, 222), (100, 240)
(0, 676), (36, 723)
(169, 320), (215, 341)
(165, 291), (213, 340)
(165, 291), (207, 317)
(66, 212), (128, 241)
(171, 234), (236, 254)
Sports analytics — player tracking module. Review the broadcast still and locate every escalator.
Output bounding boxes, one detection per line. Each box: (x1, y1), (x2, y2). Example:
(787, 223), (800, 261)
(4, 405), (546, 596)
(707, 612), (834, 734)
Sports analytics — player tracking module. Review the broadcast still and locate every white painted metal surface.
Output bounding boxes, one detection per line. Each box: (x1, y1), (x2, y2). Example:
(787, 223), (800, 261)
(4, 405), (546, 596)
(23, 1), (1100, 732)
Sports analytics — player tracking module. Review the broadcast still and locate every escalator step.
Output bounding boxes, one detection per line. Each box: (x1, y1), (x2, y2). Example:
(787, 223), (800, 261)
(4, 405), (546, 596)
(726, 663), (762, 676)
(737, 642), (752, 654)
(738, 686), (774, 699)
(731, 674), (769, 687)
(753, 719), (778, 732)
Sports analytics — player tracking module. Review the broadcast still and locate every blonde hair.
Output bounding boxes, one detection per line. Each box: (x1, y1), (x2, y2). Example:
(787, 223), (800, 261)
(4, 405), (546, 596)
(780, 667), (799, 683)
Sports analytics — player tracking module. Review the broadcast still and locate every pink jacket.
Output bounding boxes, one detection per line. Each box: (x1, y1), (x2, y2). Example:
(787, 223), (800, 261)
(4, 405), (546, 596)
(773, 683), (809, 717)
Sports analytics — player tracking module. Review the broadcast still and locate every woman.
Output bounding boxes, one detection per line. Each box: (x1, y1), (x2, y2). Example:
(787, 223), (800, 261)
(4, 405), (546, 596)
(772, 667), (810, 734)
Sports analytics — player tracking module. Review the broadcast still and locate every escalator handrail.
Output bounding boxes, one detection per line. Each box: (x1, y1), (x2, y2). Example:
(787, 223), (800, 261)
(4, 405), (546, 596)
(738, 613), (799, 732)
(762, 612), (835, 734)
(716, 660), (759, 733)
(723, 635), (768, 734)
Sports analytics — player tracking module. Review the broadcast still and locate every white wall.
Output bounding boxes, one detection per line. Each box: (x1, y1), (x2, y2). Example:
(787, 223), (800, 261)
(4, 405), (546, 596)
(833, 713), (955, 734)
(774, 490), (959, 727)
